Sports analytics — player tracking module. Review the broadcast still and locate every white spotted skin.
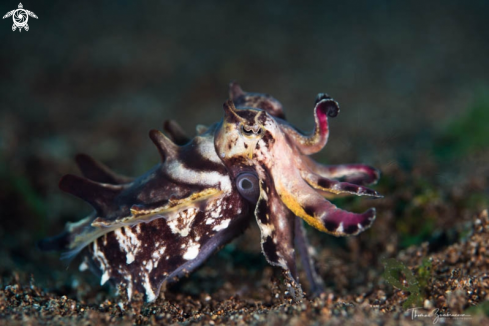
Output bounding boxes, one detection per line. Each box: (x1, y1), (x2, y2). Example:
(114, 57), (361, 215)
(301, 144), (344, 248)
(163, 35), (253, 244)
(92, 241), (111, 285)
(212, 219), (231, 231)
(151, 246), (166, 268)
(123, 274), (133, 299)
(183, 240), (201, 260)
(100, 271), (110, 286)
(167, 207), (198, 237)
(83, 190), (247, 302)
(69, 106), (261, 302)
(204, 196), (229, 229)
(210, 205), (222, 218)
(79, 260), (89, 272)
(259, 222), (275, 238)
(277, 257), (288, 270)
(145, 259), (153, 272)
(142, 273), (156, 302)
(337, 222), (344, 233)
(114, 227), (141, 264)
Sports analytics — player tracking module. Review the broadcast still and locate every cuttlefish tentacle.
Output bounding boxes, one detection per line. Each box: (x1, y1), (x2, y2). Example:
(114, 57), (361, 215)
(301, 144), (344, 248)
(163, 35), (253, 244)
(300, 155), (380, 186)
(294, 217), (325, 295)
(271, 166), (376, 236)
(280, 94), (339, 155)
(300, 169), (383, 198)
(254, 171), (297, 281)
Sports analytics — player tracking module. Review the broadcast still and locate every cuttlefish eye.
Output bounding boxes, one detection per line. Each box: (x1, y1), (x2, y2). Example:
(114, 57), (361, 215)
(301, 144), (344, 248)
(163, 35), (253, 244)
(236, 172), (260, 203)
(240, 124), (263, 138)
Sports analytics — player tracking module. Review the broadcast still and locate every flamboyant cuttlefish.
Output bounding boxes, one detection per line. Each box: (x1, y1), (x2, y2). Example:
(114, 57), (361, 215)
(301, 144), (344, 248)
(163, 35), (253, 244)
(40, 83), (382, 302)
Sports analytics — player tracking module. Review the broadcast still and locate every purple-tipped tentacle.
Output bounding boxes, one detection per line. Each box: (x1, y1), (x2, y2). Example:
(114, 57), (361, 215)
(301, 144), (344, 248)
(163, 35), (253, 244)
(301, 156), (381, 186)
(272, 167), (376, 236)
(279, 95), (340, 155)
(300, 170), (383, 198)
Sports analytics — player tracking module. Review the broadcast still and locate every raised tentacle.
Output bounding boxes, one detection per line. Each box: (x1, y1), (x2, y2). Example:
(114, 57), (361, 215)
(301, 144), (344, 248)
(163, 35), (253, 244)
(301, 156), (381, 185)
(75, 154), (134, 185)
(280, 94), (339, 155)
(300, 169), (383, 198)
(163, 120), (191, 145)
(229, 81), (286, 119)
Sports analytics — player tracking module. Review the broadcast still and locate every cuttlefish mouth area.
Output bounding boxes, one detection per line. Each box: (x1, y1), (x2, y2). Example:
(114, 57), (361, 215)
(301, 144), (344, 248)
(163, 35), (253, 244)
(240, 124), (264, 138)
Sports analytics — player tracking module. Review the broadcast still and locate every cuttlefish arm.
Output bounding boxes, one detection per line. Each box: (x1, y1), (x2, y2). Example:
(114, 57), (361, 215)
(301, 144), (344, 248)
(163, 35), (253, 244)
(294, 217), (325, 295)
(254, 171), (297, 280)
(271, 163), (376, 236)
(300, 169), (383, 198)
(300, 155), (381, 186)
(279, 94), (339, 155)
(278, 94), (379, 186)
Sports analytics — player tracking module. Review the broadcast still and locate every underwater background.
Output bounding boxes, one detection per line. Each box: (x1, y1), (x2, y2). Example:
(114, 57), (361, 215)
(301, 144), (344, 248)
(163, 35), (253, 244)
(1, 1), (488, 324)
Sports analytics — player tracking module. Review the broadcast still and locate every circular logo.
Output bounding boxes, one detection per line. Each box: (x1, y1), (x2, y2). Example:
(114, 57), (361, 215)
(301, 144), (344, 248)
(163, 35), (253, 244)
(13, 9), (28, 28)
(3, 3), (38, 32)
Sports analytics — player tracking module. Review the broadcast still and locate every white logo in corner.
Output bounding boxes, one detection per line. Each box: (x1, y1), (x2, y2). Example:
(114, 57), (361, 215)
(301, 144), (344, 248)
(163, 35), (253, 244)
(3, 3), (38, 32)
